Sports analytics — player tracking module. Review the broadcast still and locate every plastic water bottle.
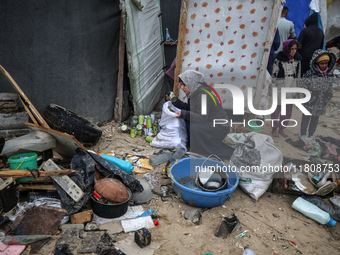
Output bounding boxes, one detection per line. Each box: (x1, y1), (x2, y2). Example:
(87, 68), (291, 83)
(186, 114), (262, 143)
(304, 195), (340, 220)
(100, 154), (134, 174)
(242, 246), (255, 255)
(292, 197), (337, 226)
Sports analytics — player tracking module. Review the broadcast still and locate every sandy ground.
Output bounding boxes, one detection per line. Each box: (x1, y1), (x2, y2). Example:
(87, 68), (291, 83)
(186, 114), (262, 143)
(28, 88), (340, 254)
(74, 87), (340, 255)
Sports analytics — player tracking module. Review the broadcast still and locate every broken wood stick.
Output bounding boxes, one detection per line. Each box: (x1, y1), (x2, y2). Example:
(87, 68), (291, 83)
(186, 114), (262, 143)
(0, 65), (50, 129)
(0, 169), (76, 178)
(16, 184), (56, 191)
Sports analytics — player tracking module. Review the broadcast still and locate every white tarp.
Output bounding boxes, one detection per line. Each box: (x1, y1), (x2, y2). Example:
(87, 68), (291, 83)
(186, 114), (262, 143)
(178, 0), (279, 112)
(121, 0), (165, 115)
(325, 0), (340, 42)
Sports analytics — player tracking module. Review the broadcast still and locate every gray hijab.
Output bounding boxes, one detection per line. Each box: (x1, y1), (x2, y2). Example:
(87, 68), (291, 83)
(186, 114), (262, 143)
(178, 70), (205, 97)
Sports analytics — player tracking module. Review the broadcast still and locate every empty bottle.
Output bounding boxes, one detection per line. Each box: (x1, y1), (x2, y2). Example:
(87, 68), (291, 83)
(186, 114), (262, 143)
(170, 147), (186, 164)
(304, 195), (340, 221)
(292, 197), (337, 226)
(100, 154), (134, 174)
(149, 151), (172, 167)
(242, 246), (255, 255)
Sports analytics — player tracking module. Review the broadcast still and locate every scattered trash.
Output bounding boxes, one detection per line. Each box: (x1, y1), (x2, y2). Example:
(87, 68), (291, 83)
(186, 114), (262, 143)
(131, 179), (153, 204)
(182, 209), (201, 225)
(215, 213), (241, 239)
(304, 195), (340, 220)
(235, 230), (248, 238)
(134, 227), (152, 248)
(149, 151), (172, 167)
(242, 246), (256, 255)
(2, 235), (51, 245)
(292, 197), (337, 226)
(100, 153), (134, 174)
(121, 216), (155, 233)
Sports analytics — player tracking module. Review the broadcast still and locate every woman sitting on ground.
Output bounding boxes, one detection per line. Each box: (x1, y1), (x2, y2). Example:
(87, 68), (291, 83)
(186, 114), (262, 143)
(167, 70), (234, 160)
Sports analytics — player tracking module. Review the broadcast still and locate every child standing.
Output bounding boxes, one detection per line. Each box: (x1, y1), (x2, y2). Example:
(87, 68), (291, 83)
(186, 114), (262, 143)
(271, 39), (302, 138)
(300, 49), (337, 138)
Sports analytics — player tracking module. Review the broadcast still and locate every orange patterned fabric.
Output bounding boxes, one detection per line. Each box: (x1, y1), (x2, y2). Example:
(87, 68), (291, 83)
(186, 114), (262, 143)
(180, 0), (275, 112)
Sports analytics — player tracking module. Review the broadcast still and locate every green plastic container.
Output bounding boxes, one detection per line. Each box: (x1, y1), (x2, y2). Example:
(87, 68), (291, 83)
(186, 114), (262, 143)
(8, 153), (38, 182)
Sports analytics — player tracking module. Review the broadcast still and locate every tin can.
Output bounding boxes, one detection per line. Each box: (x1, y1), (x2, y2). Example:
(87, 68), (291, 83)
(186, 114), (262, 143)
(130, 127), (137, 138)
(152, 124), (158, 135)
(138, 115), (145, 125)
(146, 117), (152, 128)
(136, 124), (143, 131)
(121, 124), (129, 133)
(137, 130), (143, 136)
(131, 116), (138, 127)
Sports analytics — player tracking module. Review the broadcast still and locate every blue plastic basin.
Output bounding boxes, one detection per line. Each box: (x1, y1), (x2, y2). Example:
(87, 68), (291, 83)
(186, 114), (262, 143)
(169, 158), (239, 208)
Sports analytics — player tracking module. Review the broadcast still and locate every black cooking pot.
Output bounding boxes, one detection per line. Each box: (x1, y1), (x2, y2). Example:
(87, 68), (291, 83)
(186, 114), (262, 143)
(91, 188), (132, 218)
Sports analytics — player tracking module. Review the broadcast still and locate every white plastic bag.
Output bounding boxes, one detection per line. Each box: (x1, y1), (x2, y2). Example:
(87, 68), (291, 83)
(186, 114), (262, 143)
(228, 132), (283, 201)
(150, 101), (187, 150)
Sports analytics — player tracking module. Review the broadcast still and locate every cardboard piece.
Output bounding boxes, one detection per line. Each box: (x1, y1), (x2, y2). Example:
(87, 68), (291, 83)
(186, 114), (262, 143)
(121, 216), (155, 233)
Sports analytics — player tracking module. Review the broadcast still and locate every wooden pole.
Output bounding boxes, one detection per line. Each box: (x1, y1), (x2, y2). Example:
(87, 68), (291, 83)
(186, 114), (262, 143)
(114, 12), (126, 123)
(253, 0), (282, 110)
(173, 0), (189, 97)
(0, 65), (50, 129)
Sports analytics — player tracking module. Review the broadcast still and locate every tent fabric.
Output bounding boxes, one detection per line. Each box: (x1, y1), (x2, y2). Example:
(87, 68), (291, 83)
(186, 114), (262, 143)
(325, 0), (340, 42)
(121, 0), (165, 115)
(179, 0), (278, 112)
(285, 0), (311, 38)
(0, 0), (121, 124)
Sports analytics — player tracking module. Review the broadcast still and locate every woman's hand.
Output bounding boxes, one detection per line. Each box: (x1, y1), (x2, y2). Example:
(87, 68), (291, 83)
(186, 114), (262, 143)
(175, 111), (181, 118)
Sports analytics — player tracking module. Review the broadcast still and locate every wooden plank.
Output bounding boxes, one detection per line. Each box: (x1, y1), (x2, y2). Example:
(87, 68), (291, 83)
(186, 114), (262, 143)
(18, 95), (39, 125)
(16, 184), (56, 191)
(173, 0), (189, 97)
(253, 0), (282, 110)
(114, 12), (126, 123)
(0, 65), (50, 129)
(26, 122), (85, 159)
(0, 169), (76, 178)
(42, 159), (84, 202)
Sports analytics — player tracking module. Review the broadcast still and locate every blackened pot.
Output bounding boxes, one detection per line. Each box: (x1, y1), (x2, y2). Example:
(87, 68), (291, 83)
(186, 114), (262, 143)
(91, 188), (132, 218)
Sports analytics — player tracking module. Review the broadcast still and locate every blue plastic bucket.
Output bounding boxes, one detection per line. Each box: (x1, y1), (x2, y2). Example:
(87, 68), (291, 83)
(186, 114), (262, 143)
(169, 157), (239, 208)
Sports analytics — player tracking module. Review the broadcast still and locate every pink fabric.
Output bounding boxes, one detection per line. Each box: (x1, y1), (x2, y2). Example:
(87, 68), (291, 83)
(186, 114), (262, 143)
(165, 58), (176, 80)
(0, 242), (26, 255)
(282, 39), (294, 60)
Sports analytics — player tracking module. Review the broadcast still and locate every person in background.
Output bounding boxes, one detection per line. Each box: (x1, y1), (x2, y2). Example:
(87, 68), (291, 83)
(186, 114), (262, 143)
(271, 39), (302, 138)
(297, 13), (324, 76)
(267, 29), (281, 75)
(275, 6), (296, 54)
(166, 70), (234, 159)
(299, 49), (337, 139)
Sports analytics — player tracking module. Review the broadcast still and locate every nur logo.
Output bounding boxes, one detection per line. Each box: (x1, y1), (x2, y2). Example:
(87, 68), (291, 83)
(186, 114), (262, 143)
(199, 83), (223, 115)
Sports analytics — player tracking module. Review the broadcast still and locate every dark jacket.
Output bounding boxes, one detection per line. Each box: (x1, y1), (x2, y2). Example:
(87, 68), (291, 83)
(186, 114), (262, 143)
(172, 85), (229, 124)
(267, 29), (280, 75)
(300, 49), (337, 115)
(297, 13), (324, 60)
(273, 51), (302, 79)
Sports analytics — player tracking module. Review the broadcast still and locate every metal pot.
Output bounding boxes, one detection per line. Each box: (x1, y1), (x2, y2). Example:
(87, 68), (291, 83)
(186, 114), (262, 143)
(91, 188), (132, 218)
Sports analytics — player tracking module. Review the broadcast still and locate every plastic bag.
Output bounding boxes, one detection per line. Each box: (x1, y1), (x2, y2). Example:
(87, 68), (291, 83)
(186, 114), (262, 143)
(228, 132), (283, 201)
(150, 101), (187, 150)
